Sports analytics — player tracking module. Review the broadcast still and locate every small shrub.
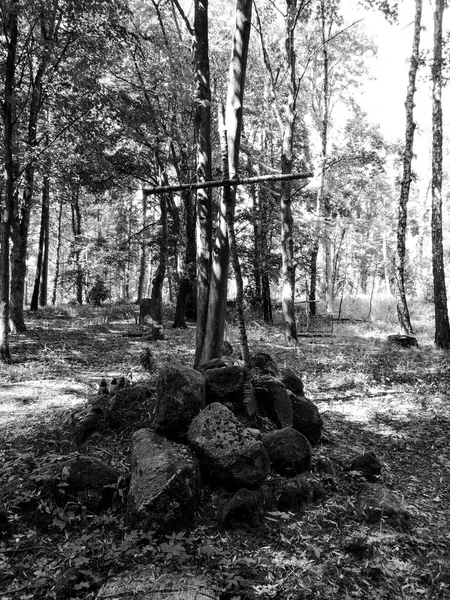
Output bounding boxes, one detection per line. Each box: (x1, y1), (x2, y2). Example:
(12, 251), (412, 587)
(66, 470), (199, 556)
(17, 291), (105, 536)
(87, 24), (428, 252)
(87, 278), (110, 307)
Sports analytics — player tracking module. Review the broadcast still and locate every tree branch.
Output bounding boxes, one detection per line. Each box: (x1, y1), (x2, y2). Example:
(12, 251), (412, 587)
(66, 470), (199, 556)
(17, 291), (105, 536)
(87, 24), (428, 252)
(144, 170), (313, 195)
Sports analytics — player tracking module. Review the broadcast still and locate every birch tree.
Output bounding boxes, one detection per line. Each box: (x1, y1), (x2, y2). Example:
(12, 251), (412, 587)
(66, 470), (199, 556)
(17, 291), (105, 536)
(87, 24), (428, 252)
(204, 0), (252, 361)
(395, 0), (422, 335)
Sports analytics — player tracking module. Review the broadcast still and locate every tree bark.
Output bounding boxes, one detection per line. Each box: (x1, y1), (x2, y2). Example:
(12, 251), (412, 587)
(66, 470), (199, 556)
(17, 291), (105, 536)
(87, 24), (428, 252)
(70, 182), (83, 305)
(52, 199), (63, 306)
(173, 187), (196, 327)
(318, 0), (334, 315)
(309, 244), (318, 316)
(0, 0), (18, 363)
(204, 0), (252, 363)
(30, 172), (50, 311)
(219, 103), (250, 366)
(10, 3), (59, 331)
(193, 0), (213, 366)
(279, 0), (299, 343)
(137, 190), (147, 302)
(150, 195), (168, 324)
(431, 0), (450, 348)
(39, 171), (50, 307)
(395, 0), (422, 335)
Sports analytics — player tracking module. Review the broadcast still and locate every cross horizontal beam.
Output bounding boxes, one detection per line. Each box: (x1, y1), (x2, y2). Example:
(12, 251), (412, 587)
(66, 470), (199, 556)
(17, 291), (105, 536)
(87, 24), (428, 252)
(143, 171), (313, 195)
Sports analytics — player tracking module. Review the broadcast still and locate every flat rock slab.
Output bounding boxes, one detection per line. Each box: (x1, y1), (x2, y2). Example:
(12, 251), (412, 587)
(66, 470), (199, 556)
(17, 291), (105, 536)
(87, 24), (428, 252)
(97, 571), (219, 599)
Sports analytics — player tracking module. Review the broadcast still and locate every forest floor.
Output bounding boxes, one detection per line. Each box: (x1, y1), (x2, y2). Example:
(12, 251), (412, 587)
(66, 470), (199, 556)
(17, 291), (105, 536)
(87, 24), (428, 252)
(0, 304), (450, 599)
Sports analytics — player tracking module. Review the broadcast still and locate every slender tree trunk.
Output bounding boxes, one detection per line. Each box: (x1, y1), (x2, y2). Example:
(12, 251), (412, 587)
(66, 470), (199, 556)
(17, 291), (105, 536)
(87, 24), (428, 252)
(219, 103), (250, 366)
(52, 200), (63, 306)
(309, 245), (318, 316)
(0, 0), (18, 363)
(204, 0), (252, 362)
(39, 171), (50, 307)
(193, 0), (213, 366)
(280, 0), (299, 343)
(395, 0), (422, 334)
(30, 173), (50, 311)
(260, 187), (273, 323)
(318, 0), (334, 315)
(262, 272), (272, 323)
(150, 195), (168, 324)
(10, 6), (58, 331)
(173, 187), (196, 327)
(10, 195), (31, 331)
(382, 230), (391, 295)
(431, 0), (450, 348)
(251, 178), (262, 305)
(71, 183), (83, 305)
(137, 190), (147, 302)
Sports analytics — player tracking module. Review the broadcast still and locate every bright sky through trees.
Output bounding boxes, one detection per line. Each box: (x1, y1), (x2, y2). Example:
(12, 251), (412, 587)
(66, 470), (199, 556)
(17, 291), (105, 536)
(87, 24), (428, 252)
(340, 0), (450, 152)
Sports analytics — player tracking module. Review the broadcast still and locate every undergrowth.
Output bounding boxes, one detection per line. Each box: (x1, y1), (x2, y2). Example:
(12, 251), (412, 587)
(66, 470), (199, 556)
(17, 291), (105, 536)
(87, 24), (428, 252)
(0, 301), (449, 599)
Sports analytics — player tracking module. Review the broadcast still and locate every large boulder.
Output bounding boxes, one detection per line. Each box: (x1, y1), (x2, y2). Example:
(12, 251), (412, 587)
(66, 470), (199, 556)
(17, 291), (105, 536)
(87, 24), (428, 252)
(290, 393), (323, 445)
(204, 365), (256, 416)
(187, 403), (270, 488)
(253, 377), (293, 428)
(350, 451), (382, 482)
(70, 398), (108, 446)
(280, 368), (304, 396)
(109, 383), (156, 430)
(262, 473), (324, 514)
(250, 351), (279, 376)
(37, 456), (121, 511)
(154, 363), (205, 438)
(221, 488), (264, 529)
(262, 428), (312, 476)
(127, 429), (200, 533)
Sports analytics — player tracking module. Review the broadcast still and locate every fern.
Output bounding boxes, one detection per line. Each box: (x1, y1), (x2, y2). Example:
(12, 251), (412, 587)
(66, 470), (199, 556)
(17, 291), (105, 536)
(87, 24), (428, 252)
(139, 347), (155, 373)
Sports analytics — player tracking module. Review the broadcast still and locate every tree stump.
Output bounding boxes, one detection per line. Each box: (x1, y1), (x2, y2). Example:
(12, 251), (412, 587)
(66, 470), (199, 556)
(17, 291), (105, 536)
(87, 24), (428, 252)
(387, 334), (418, 348)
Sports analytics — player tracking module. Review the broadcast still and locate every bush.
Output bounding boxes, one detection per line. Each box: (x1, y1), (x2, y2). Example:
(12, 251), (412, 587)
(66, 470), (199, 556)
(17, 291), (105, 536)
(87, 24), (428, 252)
(86, 278), (110, 307)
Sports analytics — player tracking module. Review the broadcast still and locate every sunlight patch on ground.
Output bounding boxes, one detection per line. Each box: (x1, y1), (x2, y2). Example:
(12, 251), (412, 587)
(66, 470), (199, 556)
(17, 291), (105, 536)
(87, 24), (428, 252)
(316, 391), (425, 428)
(0, 379), (87, 428)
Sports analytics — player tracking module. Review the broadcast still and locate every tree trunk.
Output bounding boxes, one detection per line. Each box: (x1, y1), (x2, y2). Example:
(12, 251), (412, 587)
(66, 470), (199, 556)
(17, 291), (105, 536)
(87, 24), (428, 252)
(150, 195), (168, 324)
(52, 200), (63, 306)
(251, 178), (262, 306)
(39, 171), (50, 307)
(431, 0), (450, 348)
(137, 190), (147, 302)
(193, 0), (213, 366)
(204, 0), (252, 363)
(219, 103), (250, 366)
(279, 0), (299, 343)
(395, 0), (422, 334)
(10, 4), (58, 331)
(71, 183), (83, 305)
(260, 186), (273, 323)
(318, 0), (333, 315)
(30, 173), (50, 311)
(173, 187), (196, 327)
(382, 229), (391, 295)
(309, 244), (318, 316)
(262, 272), (272, 323)
(0, 0), (18, 363)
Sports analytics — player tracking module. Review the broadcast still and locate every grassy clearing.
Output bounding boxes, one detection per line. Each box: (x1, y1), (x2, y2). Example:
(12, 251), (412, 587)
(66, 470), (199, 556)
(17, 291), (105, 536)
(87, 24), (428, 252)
(0, 299), (449, 599)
